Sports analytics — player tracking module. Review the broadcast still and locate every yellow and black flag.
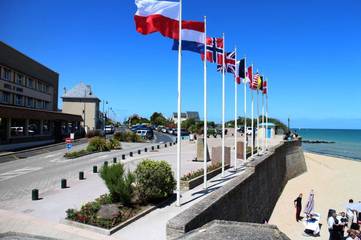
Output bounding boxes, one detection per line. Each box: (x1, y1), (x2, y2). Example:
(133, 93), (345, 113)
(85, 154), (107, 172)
(258, 75), (264, 90)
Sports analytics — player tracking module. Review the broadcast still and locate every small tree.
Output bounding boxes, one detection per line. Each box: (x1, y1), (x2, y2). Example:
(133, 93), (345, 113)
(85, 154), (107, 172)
(135, 159), (175, 202)
(100, 164), (135, 206)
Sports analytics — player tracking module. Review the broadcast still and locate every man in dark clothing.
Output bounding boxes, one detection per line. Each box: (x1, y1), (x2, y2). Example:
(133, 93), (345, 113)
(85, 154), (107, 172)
(294, 193), (303, 222)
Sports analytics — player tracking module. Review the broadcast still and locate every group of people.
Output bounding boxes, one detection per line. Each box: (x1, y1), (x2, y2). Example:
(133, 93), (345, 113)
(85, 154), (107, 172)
(328, 199), (361, 240)
(293, 193), (361, 239)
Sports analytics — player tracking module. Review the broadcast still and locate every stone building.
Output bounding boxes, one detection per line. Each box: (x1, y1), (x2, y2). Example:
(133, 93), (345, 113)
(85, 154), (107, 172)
(62, 82), (101, 131)
(0, 41), (82, 150)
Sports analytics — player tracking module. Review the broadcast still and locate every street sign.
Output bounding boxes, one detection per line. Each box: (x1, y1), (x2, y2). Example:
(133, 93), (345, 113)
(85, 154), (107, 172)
(65, 138), (72, 144)
(66, 143), (73, 150)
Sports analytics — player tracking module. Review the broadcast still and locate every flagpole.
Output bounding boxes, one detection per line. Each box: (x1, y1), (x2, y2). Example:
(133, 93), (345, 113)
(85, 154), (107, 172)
(203, 16), (208, 190)
(234, 47), (237, 171)
(221, 32), (225, 178)
(251, 64), (254, 158)
(243, 57), (247, 162)
(256, 72), (260, 155)
(176, 0), (182, 207)
(266, 78), (269, 150)
(262, 86), (265, 152)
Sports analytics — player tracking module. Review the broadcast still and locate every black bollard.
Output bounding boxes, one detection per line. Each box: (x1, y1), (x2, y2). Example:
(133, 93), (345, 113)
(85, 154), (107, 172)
(122, 154), (125, 160)
(129, 152), (133, 157)
(104, 161), (108, 167)
(93, 165), (97, 173)
(170, 142), (172, 146)
(32, 189), (39, 201)
(164, 143), (167, 148)
(157, 145), (160, 149)
(151, 146), (154, 151)
(79, 171), (84, 180)
(113, 157), (117, 164)
(61, 179), (67, 189)
(144, 148), (148, 152)
(138, 149), (141, 154)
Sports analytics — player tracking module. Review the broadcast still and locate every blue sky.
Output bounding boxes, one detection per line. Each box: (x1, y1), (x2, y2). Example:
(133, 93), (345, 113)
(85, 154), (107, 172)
(1, 0), (360, 128)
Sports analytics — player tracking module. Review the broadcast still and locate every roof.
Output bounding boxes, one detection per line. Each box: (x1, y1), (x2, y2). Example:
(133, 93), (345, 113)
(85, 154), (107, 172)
(186, 111), (199, 119)
(173, 112), (187, 118)
(177, 220), (290, 240)
(62, 82), (99, 100)
(259, 122), (276, 127)
(0, 104), (82, 121)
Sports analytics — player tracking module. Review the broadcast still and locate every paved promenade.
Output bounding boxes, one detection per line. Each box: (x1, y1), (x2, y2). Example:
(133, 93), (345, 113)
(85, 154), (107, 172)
(0, 134), (283, 239)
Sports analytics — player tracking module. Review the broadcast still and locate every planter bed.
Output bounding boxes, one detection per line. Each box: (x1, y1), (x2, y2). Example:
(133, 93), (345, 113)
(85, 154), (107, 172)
(180, 164), (230, 191)
(63, 204), (155, 235)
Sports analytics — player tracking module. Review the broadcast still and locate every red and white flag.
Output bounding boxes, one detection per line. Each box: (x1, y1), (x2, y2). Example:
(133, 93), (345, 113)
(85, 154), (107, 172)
(134, 0), (204, 41)
(262, 80), (267, 94)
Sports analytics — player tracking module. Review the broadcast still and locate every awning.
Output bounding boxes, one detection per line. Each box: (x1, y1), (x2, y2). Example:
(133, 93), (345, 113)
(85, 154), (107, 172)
(0, 104), (82, 121)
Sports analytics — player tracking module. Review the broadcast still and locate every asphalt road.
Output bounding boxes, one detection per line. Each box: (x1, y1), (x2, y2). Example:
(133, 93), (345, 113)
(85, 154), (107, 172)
(0, 132), (174, 206)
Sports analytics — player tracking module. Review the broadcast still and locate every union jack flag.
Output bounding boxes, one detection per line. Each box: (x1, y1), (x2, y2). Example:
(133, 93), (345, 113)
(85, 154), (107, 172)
(201, 37), (223, 64)
(250, 72), (259, 90)
(217, 51), (236, 74)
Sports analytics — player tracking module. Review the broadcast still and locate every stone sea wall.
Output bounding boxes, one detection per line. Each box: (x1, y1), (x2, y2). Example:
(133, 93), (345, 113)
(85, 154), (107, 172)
(166, 139), (306, 239)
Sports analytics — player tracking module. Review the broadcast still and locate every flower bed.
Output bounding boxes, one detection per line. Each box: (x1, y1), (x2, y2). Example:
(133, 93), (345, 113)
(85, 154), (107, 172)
(66, 194), (149, 230)
(180, 162), (230, 191)
(65, 160), (176, 234)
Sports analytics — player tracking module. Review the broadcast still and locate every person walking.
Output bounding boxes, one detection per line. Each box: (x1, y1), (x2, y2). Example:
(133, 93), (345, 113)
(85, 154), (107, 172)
(294, 193), (303, 222)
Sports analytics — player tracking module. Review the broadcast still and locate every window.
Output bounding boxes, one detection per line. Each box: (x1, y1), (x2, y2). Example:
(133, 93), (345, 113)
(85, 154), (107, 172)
(3, 68), (11, 81)
(44, 101), (49, 110)
(42, 120), (51, 135)
(43, 84), (48, 93)
(36, 99), (43, 109)
(15, 95), (23, 105)
(27, 97), (34, 108)
(28, 78), (34, 88)
(16, 73), (23, 85)
(37, 82), (43, 92)
(10, 118), (26, 136)
(1, 91), (10, 103)
(28, 120), (41, 135)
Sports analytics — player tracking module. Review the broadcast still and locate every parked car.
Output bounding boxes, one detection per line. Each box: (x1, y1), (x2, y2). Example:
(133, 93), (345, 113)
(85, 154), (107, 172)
(104, 125), (115, 134)
(136, 128), (154, 140)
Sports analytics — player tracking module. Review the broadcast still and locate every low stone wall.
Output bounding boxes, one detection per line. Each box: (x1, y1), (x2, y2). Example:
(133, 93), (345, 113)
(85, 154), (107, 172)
(166, 139), (306, 239)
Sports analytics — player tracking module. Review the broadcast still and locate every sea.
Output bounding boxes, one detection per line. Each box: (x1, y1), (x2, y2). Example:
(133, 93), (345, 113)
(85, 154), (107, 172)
(294, 129), (361, 161)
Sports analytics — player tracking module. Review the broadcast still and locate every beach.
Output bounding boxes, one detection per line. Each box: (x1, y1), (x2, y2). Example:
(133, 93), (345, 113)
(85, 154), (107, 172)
(270, 152), (361, 240)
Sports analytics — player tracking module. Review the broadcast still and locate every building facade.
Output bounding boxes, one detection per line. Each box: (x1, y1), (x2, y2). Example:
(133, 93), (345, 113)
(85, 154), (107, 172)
(0, 41), (82, 149)
(172, 111), (200, 124)
(62, 82), (101, 131)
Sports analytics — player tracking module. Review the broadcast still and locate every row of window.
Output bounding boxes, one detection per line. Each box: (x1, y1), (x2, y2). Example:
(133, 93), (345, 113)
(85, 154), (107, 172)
(10, 119), (52, 137)
(0, 91), (50, 110)
(0, 65), (50, 93)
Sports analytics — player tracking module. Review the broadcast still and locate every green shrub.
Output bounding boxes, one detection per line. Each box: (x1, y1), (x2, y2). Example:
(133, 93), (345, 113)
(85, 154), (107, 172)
(64, 149), (89, 159)
(135, 159), (175, 202)
(107, 138), (121, 150)
(100, 163), (135, 206)
(87, 137), (109, 152)
(113, 131), (143, 143)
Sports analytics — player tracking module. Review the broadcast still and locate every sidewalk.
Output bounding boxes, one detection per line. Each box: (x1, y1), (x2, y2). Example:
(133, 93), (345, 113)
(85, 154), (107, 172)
(0, 135), (282, 239)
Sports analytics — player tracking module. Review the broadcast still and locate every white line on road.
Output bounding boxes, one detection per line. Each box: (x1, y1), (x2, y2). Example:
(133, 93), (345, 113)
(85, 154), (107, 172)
(0, 167), (43, 182)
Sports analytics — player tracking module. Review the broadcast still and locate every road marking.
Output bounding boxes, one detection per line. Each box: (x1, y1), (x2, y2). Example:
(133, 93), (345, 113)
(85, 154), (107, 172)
(0, 167), (43, 182)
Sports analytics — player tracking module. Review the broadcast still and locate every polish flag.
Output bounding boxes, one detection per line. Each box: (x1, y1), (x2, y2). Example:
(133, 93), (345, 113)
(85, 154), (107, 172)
(134, 0), (204, 41)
